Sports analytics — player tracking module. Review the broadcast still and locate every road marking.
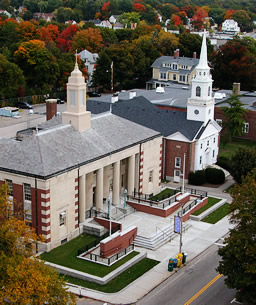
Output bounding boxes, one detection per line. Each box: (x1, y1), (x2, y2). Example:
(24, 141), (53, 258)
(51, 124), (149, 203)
(214, 242), (225, 247)
(231, 298), (242, 304)
(184, 274), (223, 305)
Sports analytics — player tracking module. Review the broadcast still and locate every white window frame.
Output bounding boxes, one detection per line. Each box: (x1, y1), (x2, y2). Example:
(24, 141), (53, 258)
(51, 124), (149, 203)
(6, 179), (13, 197)
(60, 211), (66, 226)
(160, 72), (167, 80)
(243, 122), (249, 134)
(24, 183), (31, 201)
(175, 157), (181, 168)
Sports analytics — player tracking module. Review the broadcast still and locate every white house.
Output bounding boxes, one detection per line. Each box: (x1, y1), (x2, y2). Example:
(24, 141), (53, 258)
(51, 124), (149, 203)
(78, 49), (98, 85)
(222, 19), (240, 34)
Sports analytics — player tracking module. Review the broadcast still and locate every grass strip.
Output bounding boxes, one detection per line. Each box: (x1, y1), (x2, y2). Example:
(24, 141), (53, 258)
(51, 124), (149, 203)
(41, 234), (138, 277)
(192, 197), (221, 216)
(149, 188), (176, 201)
(202, 203), (230, 224)
(63, 258), (159, 293)
(219, 137), (256, 159)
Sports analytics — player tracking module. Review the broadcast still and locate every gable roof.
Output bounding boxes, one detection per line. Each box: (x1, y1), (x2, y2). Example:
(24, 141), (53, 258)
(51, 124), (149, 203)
(0, 113), (160, 179)
(152, 56), (199, 70)
(87, 96), (203, 140)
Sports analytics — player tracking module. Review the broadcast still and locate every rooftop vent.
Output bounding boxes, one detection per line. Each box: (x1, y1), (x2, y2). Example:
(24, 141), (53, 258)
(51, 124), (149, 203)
(214, 92), (226, 99)
(182, 86), (189, 90)
(156, 87), (165, 94)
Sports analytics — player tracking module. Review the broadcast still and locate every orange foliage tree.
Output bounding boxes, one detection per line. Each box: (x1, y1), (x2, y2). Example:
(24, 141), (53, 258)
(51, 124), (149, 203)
(16, 20), (37, 41)
(223, 9), (236, 20)
(72, 28), (103, 53)
(133, 3), (146, 12)
(36, 24), (60, 43)
(0, 184), (76, 304)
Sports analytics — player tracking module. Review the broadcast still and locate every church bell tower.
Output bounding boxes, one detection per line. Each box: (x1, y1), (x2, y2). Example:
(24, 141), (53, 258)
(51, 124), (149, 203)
(62, 54), (91, 132)
(187, 32), (215, 125)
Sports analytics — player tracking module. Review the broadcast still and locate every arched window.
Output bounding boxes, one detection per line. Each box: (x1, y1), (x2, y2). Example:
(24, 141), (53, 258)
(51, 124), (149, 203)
(208, 86), (211, 96)
(196, 86), (201, 97)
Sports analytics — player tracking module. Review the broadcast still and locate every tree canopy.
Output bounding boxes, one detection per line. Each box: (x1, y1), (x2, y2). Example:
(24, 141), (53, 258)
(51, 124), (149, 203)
(0, 184), (76, 304)
(217, 169), (256, 304)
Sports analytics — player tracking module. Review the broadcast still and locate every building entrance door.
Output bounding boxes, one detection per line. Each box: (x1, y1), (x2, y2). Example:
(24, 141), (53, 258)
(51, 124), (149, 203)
(173, 170), (180, 183)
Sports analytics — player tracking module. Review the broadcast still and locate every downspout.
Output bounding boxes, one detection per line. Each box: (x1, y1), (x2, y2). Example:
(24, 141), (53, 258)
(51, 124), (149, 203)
(35, 177), (38, 252)
(78, 168), (80, 223)
(138, 143), (141, 194)
(163, 138), (166, 180)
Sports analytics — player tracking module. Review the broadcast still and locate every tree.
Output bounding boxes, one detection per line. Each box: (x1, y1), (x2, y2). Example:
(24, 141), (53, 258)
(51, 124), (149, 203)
(223, 9), (235, 20)
(217, 169), (256, 304)
(0, 54), (25, 99)
(233, 10), (253, 32)
(118, 12), (140, 28)
(223, 94), (247, 142)
(190, 7), (208, 30)
(211, 40), (256, 91)
(230, 147), (256, 184)
(157, 30), (179, 56)
(0, 184), (76, 304)
(57, 24), (78, 52)
(72, 28), (103, 53)
(133, 3), (146, 12)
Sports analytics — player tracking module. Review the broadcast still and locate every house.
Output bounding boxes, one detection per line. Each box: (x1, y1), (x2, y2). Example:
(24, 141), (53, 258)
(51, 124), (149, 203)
(146, 49), (199, 89)
(0, 10), (12, 18)
(88, 33), (221, 182)
(78, 49), (98, 86)
(222, 19), (240, 34)
(33, 12), (54, 22)
(0, 59), (162, 252)
(90, 19), (112, 29)
(112, 22), (124, 30)
(109, 15), (120, 24)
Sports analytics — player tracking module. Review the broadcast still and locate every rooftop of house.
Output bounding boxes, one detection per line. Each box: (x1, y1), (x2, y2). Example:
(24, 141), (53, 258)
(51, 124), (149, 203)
(87, 96), (204, 140)
(0, 113), (160, 179)
(152, 56), (199, 71)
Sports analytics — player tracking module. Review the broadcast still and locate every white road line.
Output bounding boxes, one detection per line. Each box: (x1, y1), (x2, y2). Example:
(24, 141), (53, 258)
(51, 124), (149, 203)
(214, 243), (225, 247)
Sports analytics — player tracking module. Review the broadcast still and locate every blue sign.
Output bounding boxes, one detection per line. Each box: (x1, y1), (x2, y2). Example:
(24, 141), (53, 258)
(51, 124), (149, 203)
(174, 216), (181, 233)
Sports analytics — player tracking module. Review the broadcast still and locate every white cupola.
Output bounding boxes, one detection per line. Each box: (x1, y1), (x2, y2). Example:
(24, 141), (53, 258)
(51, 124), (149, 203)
(62, 54), (91, 132)
(187, 32), (215, 125)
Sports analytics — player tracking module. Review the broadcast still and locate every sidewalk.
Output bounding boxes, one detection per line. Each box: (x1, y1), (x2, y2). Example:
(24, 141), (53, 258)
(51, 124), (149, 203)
(69, 178), (235, 304)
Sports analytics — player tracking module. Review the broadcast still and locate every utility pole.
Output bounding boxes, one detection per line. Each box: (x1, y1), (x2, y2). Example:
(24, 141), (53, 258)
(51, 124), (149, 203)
(180, 153), (186, 253)
(111, 61), (113, 94)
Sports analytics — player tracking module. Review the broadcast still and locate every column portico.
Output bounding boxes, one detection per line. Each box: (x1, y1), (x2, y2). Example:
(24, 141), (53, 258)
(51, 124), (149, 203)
(79, 175), (86, 223)
(96, 167), (103, 210)
(127, 155), (135, 195)
(113, 160), (120, 205)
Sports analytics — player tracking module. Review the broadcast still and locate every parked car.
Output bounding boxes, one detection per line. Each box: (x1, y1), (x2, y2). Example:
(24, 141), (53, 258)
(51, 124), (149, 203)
(88, 91), (101, 97)
(16, 101), (33, 109)
(56, 98), (65, 104)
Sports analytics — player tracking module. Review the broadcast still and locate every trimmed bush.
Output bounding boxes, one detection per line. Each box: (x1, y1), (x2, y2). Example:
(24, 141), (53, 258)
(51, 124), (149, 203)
(188, 170), (206, 185)
(205, 168), (225, 184)
(216, 156), (231, 171)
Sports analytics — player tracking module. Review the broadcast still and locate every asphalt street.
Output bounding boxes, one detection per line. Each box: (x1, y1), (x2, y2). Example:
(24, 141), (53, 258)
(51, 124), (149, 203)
(137, 241), (238, 305)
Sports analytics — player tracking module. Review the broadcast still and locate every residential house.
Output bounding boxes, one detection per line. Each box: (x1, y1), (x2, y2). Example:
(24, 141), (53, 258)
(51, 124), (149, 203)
(78, 49), (98, 86)
(33, 12), (54, 22)
(222, 19), (240, 34)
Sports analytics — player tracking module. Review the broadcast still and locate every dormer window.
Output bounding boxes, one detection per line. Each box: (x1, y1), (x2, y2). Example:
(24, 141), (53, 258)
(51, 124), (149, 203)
(196, 86), (201, 97)
(172, 64), (178, 70)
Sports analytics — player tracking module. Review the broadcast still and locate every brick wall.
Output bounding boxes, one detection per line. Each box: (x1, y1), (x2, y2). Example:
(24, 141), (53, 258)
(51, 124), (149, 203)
(94, 217), (122, 231)
(100, 226), (137, 258)
(156, 105), (186, 113)
(182, 197), (208, 222)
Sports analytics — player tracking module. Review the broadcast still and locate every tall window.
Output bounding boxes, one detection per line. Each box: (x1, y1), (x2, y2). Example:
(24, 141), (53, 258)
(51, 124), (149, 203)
(196, 86), (201, 97)
(24, 184), (31, 201)
(160, 73), (167, 79)
(172, 64), (178, 70)
(70, 90), (76, 105)
(213, 150), (215, 158)
(243, 123), (249, 134)
(6, 179), (13, 196)
(173, 74), (176, 80)
(208, 86), (211, 96)
(200, 156), (202, 165)
(175, 157), (181, 168)
(216, 119), (222, 127)
(149, 170), (153, 182)
(59, 212), (66, 226)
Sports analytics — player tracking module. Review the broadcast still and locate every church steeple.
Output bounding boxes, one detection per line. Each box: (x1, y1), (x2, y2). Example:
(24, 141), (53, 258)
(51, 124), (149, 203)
(186, 32), (215, 125)
(62, 53), (91, 132)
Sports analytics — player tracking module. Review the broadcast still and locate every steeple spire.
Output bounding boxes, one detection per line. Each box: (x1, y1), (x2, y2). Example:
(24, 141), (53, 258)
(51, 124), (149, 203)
(197, 31), (209, 70)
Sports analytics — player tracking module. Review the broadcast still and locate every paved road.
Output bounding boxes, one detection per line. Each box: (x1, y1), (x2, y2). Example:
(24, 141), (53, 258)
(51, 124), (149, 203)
(137, 241), (239, 305)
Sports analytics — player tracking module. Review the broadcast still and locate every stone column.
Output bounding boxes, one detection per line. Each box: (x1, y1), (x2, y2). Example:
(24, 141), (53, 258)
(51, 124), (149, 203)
(113, 160), (120, 205)
(127, 155), (135, 195)
(96, 167), (103, 210)
(79, 175), (86, 223)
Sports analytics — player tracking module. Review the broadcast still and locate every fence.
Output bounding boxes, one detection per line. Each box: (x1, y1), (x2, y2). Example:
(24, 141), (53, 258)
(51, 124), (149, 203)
(175, 186), (207, 199)
(177, 198), (198, 217)
(77, 224), (121, 256)
(85, 207), (109, 220)
(81, 244), (134, 266)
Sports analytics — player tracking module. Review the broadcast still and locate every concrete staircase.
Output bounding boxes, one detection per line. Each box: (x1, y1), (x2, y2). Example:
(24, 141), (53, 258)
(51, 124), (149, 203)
(133, 223), (190, 251)
(111, 203), (135, 221)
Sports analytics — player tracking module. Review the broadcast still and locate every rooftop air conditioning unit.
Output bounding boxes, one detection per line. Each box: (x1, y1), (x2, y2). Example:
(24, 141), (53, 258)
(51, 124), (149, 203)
(156, 87), (165, 93)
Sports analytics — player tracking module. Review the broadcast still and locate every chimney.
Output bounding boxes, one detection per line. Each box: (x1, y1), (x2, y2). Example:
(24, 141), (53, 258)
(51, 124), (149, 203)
(193, 52), (197, 58)
(46, 99), (57, 120)
(129, 91), (136, 99)
(111, 93), (118, 103)
(176, 49), (180, 57)
(233, 82), (240, 95)
(174, 50), (177, 59)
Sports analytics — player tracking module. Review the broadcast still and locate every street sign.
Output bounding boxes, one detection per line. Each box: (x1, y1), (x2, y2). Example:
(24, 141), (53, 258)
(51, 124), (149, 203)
(174, 215), (181, 233)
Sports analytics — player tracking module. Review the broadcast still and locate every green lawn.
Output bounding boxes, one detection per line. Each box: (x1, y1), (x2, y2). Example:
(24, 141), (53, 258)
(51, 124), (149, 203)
(219, 137), (256, 159)
(40, 234), (138, 277)
(150, 188), (176, 201)
(192, 197), (221, 216)
(202, 203), (230, 224)
(63, 257), (159, 293)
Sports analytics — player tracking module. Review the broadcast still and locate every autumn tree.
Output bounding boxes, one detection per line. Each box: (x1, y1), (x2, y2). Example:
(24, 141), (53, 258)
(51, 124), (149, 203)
(170, 14), (182, 27)
(101, 1), (111, 19)
(157, 30), (179, 55)
(16, 20), (37, 41)
(57, 24), (78, 52)
(211, 40), (256, 91)
(217, 169), (256, 304)
(36, 24), (60, 43)
(0, 184), (76, 304)
(14, 39), (60, 94)
(133, 2), (146, 12)
(223, 9), (235, 20)
(190, 7), (208, 30)
(72, 28), (103, 53)
(0, 54), (25, 99)
(233, 10), (253, 32)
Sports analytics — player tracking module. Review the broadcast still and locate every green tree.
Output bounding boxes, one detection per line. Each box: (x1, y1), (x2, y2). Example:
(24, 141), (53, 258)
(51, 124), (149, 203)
(217, 169), (256, 304)
(0, 184), (76, 304)
(230, 147), (256, 184)
(118, 12), (141, 28)
(0, 54), (25, 99)
(233, 9), (253, 32)
(223, 94), (247, 141)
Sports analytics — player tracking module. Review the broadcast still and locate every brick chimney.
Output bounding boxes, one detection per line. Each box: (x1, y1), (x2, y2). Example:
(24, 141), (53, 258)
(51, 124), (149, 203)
(46, 99), (57, 120)
(233, 82), (240, 95)
(193, 52), (197, 58)
(173, 49), (177, 59)
(176, 49), (180, 57)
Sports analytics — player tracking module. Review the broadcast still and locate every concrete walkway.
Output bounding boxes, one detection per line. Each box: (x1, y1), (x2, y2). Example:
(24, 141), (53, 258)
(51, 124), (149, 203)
(68, 177), (235, 304)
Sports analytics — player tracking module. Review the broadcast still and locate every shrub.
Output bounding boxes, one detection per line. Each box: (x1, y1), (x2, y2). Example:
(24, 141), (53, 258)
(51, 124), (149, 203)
(205, 168), (225, 184)
(188, 170), (205, 185)
(216, 156), (231, 171)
